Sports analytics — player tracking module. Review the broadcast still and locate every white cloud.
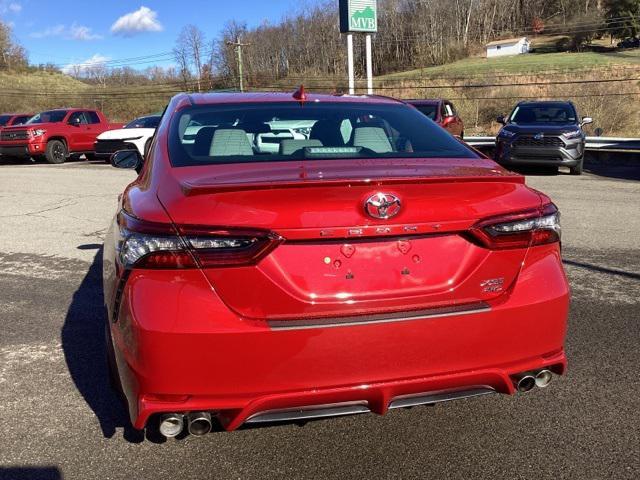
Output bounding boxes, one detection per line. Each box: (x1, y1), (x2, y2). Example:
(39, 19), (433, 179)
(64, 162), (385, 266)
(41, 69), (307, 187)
(30, 24), (65, 39)
(70, 23), (103, 41)
(0, 1), (22, 14)
(29, 23), (102, 41)
(62, 53), (110, 75)
(110, 6), (162, 37)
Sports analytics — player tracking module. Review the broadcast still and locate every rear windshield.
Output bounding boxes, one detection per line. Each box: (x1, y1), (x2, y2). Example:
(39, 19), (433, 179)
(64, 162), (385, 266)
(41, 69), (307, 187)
(0, 115), (12, 126)
(126, 116), (160, 129)
(509, 103), (577, 124)
(168, 102), (478, 167)
(413, 104), (438, 120)
(26, 111), (68, 124)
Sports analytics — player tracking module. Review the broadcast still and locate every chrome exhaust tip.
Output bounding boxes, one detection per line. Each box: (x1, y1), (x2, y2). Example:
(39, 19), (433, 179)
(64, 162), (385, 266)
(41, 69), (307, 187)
(535, 369), (553, 388)
(159, 413), (184, 438)
(516, 375), (536, 393)
(187, 411), (212, 436)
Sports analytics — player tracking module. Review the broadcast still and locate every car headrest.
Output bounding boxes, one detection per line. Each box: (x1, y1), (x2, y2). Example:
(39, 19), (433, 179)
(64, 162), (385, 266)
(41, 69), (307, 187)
(352, 127), (393, 153)
(193, 127), (217, 156)
(210, 129), (253, 157)
(310, 119), (345, 146)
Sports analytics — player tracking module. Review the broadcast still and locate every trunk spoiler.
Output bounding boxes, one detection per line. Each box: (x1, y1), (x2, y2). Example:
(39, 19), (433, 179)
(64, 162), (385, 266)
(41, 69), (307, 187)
(181, 174), (524, 196)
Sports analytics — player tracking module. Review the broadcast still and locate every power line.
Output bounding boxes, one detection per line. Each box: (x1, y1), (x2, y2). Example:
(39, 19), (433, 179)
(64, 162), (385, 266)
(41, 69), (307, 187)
(0, 68), (637, 98)
(27, 15), (639, 71)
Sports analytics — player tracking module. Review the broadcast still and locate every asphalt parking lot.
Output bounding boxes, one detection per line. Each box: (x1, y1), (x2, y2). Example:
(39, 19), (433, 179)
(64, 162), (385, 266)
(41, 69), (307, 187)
(0, 160), (639, 480)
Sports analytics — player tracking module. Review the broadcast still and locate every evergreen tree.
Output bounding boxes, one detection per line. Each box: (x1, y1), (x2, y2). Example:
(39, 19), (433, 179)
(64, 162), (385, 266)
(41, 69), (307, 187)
(604, 0), (640, 38)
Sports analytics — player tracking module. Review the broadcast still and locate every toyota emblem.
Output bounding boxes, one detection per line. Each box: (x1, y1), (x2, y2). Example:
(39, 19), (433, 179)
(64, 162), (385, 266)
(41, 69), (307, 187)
(534, 132), (545, 140)
(364, 193), (402, 220)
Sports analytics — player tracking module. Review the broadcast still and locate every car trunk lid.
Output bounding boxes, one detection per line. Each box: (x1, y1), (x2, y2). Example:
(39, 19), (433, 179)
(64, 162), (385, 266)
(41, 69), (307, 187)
(158, 158), (541, 321)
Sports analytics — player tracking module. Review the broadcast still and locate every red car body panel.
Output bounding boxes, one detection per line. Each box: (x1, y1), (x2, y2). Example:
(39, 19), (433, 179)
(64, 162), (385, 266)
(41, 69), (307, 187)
(103, 92), (569, 432)
(0, 108), (123, 158)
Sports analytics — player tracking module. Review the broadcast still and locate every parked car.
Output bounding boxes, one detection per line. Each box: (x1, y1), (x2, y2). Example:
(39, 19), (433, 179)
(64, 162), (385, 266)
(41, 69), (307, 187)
(0, 108), (123, 164)
(494, 101), (592, 175)
(105, 91), (568, 438)
(406, 99), (464, 137)
(617, 37), (640, 49)
(95, 114), (161, 161)
(0, 113), (34, 129)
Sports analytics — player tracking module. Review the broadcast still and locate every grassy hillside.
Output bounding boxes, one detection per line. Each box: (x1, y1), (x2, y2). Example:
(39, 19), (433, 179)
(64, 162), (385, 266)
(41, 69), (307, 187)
(379, 49), (640, 80)
(371, 48), (640, 137)
(1, 45), (639, 136)
(0, 70), (91, 91)
(0, 70), (168, 122)
(0, 71), (92, 114)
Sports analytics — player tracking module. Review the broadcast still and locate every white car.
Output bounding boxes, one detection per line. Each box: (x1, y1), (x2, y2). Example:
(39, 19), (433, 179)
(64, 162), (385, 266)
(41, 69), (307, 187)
(94, 115), (160, 161)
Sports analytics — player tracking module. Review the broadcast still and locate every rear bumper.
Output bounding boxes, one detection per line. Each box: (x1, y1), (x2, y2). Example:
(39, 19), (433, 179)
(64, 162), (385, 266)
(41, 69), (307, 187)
(108, 244), (570, 431)
(130, 350), (566, 431)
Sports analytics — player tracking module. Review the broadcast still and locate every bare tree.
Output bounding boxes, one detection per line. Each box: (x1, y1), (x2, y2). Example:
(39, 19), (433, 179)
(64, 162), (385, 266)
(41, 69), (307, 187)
(0, 21), (28, 70)
(173, 42), (192, 90)
(175, 25), (207, 92)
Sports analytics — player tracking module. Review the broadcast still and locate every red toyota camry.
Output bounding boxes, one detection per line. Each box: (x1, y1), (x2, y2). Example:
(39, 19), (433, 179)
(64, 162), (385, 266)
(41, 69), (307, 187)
(104, 91), (569, 438)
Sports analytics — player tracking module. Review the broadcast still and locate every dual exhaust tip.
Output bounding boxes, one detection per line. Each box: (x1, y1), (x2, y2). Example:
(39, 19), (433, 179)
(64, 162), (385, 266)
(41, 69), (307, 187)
(159, 411), (212, 438)
(515, 369), (553, 393)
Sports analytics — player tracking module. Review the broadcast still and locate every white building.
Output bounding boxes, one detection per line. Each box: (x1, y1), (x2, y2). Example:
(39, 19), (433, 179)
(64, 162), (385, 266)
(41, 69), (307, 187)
(486, 37), (530, 58)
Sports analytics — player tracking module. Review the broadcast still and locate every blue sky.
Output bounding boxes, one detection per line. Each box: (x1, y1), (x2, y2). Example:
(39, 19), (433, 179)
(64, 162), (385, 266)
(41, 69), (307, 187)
(0, 0), (301, 70)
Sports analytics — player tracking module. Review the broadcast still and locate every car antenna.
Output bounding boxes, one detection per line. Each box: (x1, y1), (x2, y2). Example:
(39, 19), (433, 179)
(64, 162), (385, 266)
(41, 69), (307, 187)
(293, 85), (307, 104)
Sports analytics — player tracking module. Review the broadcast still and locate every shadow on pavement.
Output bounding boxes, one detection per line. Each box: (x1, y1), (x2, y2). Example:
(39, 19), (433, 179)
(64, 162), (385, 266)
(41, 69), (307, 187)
(506, 163), (640, 181)
(564, 259), (640, 281)
(0, 467), (62, 480)
(584, 163), (640, 181)
(60, 248), (145, 443)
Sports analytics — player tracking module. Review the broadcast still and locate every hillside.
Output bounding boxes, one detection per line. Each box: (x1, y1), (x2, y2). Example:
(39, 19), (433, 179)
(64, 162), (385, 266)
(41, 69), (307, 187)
(0, 71), (171, 121)
(378, 49), (640, 80)
(0, 71), (92, 114)
(372, 48), (640, 137)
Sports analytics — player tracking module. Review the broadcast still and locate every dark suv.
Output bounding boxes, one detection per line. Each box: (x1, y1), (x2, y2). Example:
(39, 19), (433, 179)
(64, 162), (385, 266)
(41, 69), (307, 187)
(494, 101), (592, 175)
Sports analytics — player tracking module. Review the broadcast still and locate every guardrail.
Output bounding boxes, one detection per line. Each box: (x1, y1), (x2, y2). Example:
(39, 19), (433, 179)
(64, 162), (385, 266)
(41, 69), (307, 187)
(463, 136), (640, 153)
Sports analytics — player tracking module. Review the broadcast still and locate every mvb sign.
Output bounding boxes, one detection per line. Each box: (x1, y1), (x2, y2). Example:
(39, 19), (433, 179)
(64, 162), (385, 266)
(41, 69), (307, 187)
(339, 0), (378, 33)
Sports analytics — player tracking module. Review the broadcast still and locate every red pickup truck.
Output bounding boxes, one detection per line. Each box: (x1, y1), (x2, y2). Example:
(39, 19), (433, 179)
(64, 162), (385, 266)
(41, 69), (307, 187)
(0, 108), (123, 164)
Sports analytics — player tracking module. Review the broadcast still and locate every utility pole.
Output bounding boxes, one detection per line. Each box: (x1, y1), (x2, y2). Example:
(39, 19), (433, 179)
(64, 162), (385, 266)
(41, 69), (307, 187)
(226, 37), (250, 92)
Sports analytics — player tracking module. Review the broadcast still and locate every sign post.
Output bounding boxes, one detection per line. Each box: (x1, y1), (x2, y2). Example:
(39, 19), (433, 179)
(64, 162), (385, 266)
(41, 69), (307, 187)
(339, 0), (377, 95)
(347, 34), (355, 95)
(365, 34), (373, 94)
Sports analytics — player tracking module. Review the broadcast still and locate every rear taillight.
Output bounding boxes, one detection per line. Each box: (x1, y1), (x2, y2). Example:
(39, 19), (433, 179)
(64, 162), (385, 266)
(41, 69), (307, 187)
(467, 203), (561, 250)
(115, 211), (281, 269)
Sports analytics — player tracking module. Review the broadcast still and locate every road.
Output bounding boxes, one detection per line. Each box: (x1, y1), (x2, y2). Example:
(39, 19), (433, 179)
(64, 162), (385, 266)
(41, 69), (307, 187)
(0, 161), (639, 480)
